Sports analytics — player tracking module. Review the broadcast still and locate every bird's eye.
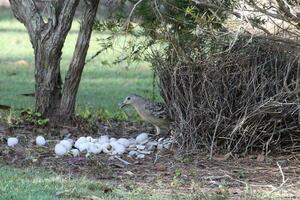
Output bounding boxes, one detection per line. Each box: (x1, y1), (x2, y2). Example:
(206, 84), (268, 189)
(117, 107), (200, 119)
(127, 97), (131, 100)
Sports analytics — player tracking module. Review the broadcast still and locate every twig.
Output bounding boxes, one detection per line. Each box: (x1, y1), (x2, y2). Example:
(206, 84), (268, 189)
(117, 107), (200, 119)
(269, 162), (288, 194)
(124, 0), (144, 27)
(114, 156), (132, 165)
(210, 111), (222, 160)
(154, 153), (159, 164)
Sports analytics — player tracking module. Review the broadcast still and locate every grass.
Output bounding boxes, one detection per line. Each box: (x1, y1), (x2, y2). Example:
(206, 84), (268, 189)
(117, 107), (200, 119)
(0, 165), (162, 200)
(0, 165), (287, 200)
(0, 7), (159, 120)
(0, 165), (232, 200)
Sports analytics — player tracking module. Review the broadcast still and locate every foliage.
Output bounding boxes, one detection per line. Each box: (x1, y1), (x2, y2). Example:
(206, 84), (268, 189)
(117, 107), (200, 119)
(92, 0), (238, 64)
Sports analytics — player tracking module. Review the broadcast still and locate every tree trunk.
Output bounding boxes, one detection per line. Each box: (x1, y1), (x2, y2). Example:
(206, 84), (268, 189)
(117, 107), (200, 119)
(59, 0), (100, 123)
(34, 42), (63, 120)
(9, 0), (82, 123)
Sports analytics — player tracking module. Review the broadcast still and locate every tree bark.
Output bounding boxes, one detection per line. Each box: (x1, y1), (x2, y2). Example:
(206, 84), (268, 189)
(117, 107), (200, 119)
(33, 0), (79, 122)
(9, 0), (100, 124)
(59, 0), (100, 123)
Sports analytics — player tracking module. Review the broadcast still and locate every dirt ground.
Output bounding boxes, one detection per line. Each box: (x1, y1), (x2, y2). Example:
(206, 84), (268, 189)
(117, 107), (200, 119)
(0, 122), (299, 199)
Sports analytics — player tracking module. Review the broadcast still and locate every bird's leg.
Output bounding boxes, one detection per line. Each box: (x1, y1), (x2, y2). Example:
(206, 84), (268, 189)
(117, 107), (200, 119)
(155, 126), (161, 135)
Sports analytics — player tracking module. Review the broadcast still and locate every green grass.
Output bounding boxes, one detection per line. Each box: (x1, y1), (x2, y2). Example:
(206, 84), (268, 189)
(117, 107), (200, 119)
(0, 7), (159, 120)
(0, 165), (287, 200)
(0, 165), (229, 200)
(0, 165), (163, 200)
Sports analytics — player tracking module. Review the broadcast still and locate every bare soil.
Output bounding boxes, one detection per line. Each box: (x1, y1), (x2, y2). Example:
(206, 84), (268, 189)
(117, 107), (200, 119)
(0, 122), (299, 199)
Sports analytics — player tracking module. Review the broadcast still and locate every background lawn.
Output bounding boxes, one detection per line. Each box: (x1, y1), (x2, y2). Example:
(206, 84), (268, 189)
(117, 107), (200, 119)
(0, 7), (159, 120)
(0, 165), (188, 200)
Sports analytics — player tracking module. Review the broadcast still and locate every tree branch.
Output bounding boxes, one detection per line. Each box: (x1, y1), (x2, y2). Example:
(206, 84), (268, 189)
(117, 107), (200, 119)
(9, 0), (44, 47)
(52, 0), (79, 46)
(60, 0), (100, 119)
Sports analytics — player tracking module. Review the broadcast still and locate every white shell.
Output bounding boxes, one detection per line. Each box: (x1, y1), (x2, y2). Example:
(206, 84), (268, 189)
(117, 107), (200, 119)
(59, 140), (73, 151)
(98, 135), (109, 144)
(117, 138), (130, 147)
(136, 145), (146, 150)
(146, 141), (158, 151)
(137, 150), (151, 154)
(136, 133), (148, 144)
(88, 144), (102, 154)
(87, 136), (95, 142)
(111, 141), (126, 155)
(102, 142), (112, 153)
(36, 136), (46, 146)
(128, 150), (138, 157)
(7, 137), (18, 147)
(163, 143), (171, 149)
(129, 138), (137, 145)
(137, 154), (145, 159)
(157, 144), (164, 150)
(70, 149), (80, 157)
(74, 137), (87, 148)
(55, 143), (67, 156)
(78, 142), (90, 152)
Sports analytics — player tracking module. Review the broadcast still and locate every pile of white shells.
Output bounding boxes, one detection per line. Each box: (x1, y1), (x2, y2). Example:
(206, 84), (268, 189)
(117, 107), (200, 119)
(6, 133), (174, 159)
(54, 133), (173, 158)
(54, 133), (174, 158)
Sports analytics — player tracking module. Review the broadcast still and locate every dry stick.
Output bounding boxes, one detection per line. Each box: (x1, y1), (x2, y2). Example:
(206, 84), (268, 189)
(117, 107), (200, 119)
(209, 111), (222, 160)
(269, 162), (288, 194)
(124, 0), (144, 27)
(114, 156), (132, 165)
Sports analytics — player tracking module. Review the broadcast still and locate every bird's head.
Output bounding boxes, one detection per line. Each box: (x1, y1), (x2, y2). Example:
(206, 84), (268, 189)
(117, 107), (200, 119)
(119, 94), (143, 108)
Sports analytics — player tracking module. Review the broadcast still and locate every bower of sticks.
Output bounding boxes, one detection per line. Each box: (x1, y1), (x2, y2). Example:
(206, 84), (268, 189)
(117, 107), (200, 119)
(155, 36), (300, 155)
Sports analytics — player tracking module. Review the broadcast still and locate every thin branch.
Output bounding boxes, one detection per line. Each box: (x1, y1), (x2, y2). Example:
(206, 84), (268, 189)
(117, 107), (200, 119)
(124, 0), (144, 28)
(9, 0), (44, 47)
(270, 162), (288, 194)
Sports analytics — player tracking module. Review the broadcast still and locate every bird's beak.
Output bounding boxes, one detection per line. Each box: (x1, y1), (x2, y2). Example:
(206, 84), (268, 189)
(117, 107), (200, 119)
(118, 102), (126, 108)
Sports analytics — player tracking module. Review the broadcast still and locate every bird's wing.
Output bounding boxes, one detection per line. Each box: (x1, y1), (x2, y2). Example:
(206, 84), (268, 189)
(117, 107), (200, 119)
(144, 101), (170, 120)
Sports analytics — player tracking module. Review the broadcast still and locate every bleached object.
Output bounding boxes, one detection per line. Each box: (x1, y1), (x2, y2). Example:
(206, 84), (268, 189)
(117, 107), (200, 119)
(86, 136), (93, 142)
(110, 137), (117, 142)
(102, 142), (112, 153)
(137, 154), (145, 159)
(36, 136), (46, 146)
(117, 138), (130, 147)
(137, 150), (151, 154)
(163, 143), (171, 149)
(157, 144), (164, 150)
(111, 141), (126, 155)
(88, 144), (102, 154)
(98, 135), (109, 144)
(7, 137), (18, 147)
(136, 145), (146, 150)
(59, 139), (73, 151)
(146, 141), (158, 151)
(136, 133), (148, 144)
(78, 142), (90, 152)
(128, 150), (138, 157)
(75, 137), (87, 149)
(55, 143), (67, 156)
(70, 149), (80, 157)
(129, 138), (137, 145)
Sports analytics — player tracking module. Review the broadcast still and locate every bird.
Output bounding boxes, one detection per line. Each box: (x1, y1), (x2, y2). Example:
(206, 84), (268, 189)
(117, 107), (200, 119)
(119, 94), (171, 136)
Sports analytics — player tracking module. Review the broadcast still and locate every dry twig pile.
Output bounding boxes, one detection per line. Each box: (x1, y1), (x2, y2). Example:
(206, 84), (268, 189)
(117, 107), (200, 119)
(155, 36), (300, 154)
